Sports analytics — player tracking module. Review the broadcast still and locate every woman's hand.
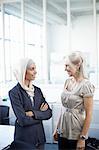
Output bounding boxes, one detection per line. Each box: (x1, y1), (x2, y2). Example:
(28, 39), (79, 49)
(40, 102), (48, 111)
(53, 130), (58, 141)
(25, 111), (34, 117)
(76, 139), (85, 150)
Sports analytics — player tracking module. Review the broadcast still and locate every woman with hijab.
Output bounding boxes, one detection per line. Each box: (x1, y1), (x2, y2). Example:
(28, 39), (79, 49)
(53, 51), (95, 150)
(9, 58), (52, 150)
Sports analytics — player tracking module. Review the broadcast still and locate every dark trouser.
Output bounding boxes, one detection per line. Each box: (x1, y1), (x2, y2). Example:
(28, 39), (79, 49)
(58, 135), (87, 150)
(35, 144), (45, 150)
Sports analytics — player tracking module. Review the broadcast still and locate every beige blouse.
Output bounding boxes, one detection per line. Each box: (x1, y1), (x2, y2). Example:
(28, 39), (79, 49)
(58, 78), (94, 140)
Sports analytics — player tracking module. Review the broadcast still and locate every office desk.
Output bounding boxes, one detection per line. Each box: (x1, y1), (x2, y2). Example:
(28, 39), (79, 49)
(0, 125), (14, 149)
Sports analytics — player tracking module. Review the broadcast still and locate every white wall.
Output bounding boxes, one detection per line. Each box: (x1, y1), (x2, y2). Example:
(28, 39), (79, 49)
(71, 15), (94, 53)
(47, 15), (99, 85)
(48, 24), (68, 53)
(48, 15), (95, 54)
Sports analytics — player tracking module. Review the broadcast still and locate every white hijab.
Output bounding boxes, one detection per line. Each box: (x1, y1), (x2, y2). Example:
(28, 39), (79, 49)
(14, 58), (35, 97)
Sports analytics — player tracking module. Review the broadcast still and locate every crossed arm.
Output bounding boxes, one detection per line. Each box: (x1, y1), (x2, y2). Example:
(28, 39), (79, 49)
(25, 102), (49, 117)
(9, 89), (52, 127)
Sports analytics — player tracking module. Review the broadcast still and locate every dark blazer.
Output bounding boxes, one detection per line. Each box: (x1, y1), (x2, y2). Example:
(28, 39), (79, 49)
(9, 83), (52, 148)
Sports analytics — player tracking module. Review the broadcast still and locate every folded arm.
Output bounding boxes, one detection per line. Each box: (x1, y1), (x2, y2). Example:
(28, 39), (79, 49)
(9, 90), (41, 127)
(31, 88), (52, 120)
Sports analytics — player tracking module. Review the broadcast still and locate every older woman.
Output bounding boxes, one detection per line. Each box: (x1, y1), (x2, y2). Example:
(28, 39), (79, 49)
(53, 51), (95, 150)
(9, 58), (52, 150)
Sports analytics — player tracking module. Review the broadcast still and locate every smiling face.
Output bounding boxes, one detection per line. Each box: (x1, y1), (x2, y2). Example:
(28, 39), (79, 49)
(64, 53), (82, 78)
(25, 63), (37, 81)
(65, 61), (78, 77)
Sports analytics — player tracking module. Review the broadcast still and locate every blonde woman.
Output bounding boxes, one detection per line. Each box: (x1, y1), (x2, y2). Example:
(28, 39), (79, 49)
(53, 51), (95, 150)
(9, 58), (52, 150)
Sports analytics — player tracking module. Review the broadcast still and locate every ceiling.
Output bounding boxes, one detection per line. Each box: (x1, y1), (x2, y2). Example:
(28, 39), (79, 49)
(0, 0), (99, 25)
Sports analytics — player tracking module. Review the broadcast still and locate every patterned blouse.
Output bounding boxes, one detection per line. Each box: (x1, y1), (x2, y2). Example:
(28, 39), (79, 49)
(58, 77), (94, 140)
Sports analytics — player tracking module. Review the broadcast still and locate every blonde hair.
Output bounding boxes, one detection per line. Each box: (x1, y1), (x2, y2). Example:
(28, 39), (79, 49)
(68, 51), (88, 78)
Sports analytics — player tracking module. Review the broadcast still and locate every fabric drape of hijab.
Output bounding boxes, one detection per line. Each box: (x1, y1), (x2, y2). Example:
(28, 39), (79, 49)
(13, 58), (35, 98)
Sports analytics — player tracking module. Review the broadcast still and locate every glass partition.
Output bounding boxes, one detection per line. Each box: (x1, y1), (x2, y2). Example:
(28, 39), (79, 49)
(24, 0), (43, 83)
(71, 0), (95, 85)
(47, 0), (67, 84)
(4, 2), (21, 81)
(96, 0), (99, 86)
(0, 0), (99, 88)
(0, 5), (3, 83)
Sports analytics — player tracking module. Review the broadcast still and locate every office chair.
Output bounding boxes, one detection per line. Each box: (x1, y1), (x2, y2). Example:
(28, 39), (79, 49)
(0, 105), (10, 125)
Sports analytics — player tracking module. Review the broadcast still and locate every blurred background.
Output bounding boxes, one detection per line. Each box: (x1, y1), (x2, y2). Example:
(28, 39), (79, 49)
(0, 0), (99, 149)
